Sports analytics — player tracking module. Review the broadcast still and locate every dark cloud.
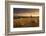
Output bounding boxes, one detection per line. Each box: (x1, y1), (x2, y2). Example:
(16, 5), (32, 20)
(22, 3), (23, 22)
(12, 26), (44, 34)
(13, 8), (39, 13)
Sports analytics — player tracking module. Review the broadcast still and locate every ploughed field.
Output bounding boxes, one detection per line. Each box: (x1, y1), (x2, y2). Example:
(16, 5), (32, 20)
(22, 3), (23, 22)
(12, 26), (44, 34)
(13, 16), (39, 28)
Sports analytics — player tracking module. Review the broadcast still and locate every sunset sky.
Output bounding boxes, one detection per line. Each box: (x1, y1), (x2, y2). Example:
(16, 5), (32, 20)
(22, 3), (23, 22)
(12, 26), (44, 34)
(14, 8), (39, 17)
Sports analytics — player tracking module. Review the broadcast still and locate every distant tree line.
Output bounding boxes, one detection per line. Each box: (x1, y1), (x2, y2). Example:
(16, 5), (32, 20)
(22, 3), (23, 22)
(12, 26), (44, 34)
(13, 16), (39, 19)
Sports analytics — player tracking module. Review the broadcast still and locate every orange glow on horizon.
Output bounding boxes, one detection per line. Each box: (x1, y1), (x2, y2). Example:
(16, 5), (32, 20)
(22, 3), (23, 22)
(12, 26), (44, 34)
(14, 12), (39, 17)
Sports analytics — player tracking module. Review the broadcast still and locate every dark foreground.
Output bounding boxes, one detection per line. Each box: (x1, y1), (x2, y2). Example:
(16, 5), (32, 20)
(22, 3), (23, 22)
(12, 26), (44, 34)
(13, 16), (39, 28)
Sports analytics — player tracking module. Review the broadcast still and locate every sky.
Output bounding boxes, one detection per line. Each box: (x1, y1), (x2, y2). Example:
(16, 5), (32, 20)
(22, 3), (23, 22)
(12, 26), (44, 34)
(13, 8), (39, 16)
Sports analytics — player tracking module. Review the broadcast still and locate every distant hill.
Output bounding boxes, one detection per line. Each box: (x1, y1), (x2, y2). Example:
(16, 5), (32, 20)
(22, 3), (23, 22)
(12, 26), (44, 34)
(14, 16), (39, 19)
